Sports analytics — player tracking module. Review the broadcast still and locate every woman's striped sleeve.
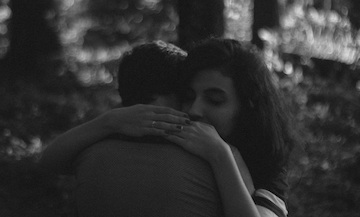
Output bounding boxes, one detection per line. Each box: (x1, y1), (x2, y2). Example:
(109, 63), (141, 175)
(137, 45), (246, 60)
(253, 189), (288, 217)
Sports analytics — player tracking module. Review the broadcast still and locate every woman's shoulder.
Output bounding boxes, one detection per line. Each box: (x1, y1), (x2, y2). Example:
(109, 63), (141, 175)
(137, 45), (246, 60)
(229, 145), (289, 216)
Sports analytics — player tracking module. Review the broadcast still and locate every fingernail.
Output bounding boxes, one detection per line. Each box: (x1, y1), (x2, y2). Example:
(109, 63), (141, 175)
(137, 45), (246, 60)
(176, 125), (184, 130)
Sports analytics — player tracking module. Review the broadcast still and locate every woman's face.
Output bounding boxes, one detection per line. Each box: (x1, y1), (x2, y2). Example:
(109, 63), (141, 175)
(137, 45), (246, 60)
(182, 69), (240, 139)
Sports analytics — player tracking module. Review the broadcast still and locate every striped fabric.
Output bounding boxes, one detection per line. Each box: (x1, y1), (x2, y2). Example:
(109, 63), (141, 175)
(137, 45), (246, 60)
(253, 189), (288, 217)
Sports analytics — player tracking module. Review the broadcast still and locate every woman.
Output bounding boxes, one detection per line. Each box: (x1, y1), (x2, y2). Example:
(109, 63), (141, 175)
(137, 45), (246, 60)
(41, 38), (294, 217)
(165, 38), (294, 217)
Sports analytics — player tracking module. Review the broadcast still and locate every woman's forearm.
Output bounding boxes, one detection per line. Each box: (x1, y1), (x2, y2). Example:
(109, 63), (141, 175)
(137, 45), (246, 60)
(163, 121), (260, 216)
(39, 112), (113, 174)
(210, 146), (261, 217)
(39, 105), (189, 174)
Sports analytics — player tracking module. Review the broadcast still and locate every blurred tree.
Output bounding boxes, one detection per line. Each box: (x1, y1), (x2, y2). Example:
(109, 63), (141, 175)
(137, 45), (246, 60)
(311, 0), (360, 30)
(348, 0), (360, 29)
(0, 1), (116, 216)
(84, 0), (177, 47)
(257, 1), (360, 216)
(0, 0), (61, 84)
(177, 0), (224, 50)
(60, 0), (179, 87)
(285, 59), (360, 216)
(252, 0), (280, 49)
(0, 0), (90, 153)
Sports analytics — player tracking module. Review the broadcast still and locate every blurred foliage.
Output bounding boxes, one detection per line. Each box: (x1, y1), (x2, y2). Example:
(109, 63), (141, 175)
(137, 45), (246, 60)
(224, 0), (253, 41)
(57, 0), (178, 86)
(0, 159), (76, 217)
(276, 55), (360, 216)
(259, 1), (360, 216)
(0, 0), (360, 216)
(0, 0), (120, 215)
(177, 0), (225, 50)
(261, 0), (360, 66)
(260, 1), (360, 216)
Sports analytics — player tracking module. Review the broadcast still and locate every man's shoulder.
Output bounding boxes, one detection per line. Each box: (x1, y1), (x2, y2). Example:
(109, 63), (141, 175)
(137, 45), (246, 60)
(74, 136), (180, 175)
(90, 134), (178, 151)
(75, 134), (214, 181)
(83, 134), (202, 163)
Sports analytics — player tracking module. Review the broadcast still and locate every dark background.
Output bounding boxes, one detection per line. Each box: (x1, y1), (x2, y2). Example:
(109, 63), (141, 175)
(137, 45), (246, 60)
(0, 0), (360, 216)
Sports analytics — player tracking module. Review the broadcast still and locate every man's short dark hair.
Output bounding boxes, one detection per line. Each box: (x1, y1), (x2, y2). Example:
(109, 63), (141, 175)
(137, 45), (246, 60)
(117, 41), (187, 106)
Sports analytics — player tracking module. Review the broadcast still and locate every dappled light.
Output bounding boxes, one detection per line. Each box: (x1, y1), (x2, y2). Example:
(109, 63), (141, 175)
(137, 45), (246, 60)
(224, 0), (253, 41)
(0, 2), (10, 58)
(54, 0), (178, 86)
(280, 3), (359, 65)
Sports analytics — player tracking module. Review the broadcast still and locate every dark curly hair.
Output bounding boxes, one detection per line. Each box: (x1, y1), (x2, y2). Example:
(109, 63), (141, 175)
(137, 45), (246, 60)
(181, 38), (295, 189)
(117, 41), (187, 106)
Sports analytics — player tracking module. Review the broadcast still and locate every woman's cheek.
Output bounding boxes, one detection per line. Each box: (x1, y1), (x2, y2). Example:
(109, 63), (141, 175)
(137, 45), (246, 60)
(216, 107), (239, 138)
(210, 113), (230, 138)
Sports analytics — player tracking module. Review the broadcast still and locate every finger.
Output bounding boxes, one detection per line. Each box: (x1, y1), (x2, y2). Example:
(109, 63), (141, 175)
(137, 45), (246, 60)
(165, 130), (187, 139)
(146, 121), (187, 135)
(195, 121), (214, 128)
(151, 106), (189, 118)
(152, 121), (185, 132)
(154, 114), (191, 125)
(163, 134), (186, 147)
(144, 128), (168, 137)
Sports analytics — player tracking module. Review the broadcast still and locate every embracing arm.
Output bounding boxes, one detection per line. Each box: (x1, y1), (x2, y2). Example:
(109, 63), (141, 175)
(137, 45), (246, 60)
(39, 111), (114, 174)
(39, 104), (190, 174)
(212, 146), (288, 217)
(165, 122), (263, 217)
(210, 145), (260, 217)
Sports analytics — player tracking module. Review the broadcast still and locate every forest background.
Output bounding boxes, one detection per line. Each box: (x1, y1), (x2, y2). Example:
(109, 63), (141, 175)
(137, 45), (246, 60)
(0, 0), (360, 216)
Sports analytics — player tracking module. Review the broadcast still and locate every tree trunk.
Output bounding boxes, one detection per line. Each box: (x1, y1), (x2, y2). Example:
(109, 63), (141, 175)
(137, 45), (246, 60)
(0, 0), (61, 84)
(252, 0), (280, 49)
(177, 0), (225, 50)
(349, 0), (360, 29)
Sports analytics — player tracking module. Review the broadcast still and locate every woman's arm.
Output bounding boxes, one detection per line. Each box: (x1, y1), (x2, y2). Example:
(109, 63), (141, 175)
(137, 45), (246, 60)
(211, 146), (261, 217)
(165, 121), (261, 217)
(229, 145), (255, 195)
(39, 104), (190, 174)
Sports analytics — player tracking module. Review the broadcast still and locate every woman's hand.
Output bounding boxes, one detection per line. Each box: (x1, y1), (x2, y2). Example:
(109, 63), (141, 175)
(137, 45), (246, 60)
(104, 104), (191, 137)
(165, 121), (260, 217)
(164, 121), (230, 163)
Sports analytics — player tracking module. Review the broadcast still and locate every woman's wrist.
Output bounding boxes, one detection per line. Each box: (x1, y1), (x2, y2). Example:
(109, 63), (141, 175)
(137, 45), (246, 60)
(207, 141), (233, 167)
(97, 110), (119, 135)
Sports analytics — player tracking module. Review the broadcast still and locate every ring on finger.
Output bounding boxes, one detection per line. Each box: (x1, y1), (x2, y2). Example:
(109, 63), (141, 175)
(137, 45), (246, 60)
(151, 121), (157, 128)
(176, 125), (184, 131)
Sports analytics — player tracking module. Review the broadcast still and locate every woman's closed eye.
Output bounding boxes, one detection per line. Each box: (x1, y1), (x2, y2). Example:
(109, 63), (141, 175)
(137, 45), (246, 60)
(204, 89), (227, 106)
(205, 95), (226, 106)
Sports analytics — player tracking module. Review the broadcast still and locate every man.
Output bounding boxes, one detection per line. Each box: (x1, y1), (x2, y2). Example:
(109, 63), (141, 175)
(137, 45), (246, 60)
(40, 41), (226, 217)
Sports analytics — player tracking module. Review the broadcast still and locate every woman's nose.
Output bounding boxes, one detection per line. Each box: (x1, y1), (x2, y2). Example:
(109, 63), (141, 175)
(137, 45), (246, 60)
(187, 99), (204, 122)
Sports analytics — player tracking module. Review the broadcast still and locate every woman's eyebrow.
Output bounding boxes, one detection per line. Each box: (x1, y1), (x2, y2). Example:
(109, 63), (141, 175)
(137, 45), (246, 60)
(204, 88), (226, 96)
